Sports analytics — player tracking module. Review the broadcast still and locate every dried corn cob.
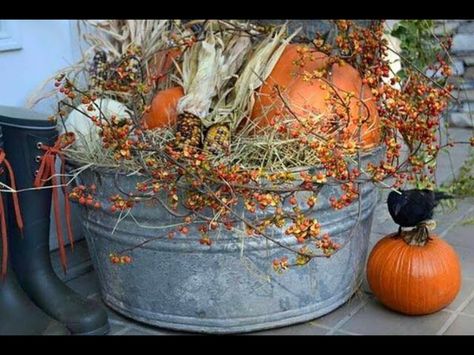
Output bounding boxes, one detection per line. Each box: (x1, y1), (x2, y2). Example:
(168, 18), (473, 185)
(175, 112), (202, 148)
(90, 50), (108, 91)
(203, 123), (231, 155)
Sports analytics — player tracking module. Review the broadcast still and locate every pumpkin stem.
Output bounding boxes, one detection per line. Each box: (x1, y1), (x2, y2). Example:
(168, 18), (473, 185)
(401, 220), (436, 246)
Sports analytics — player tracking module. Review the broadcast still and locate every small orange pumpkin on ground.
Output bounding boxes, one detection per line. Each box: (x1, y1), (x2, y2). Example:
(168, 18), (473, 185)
(367, 229), (461, 316)
(251, 44), (381, 148)
(144, 86), (184, 129)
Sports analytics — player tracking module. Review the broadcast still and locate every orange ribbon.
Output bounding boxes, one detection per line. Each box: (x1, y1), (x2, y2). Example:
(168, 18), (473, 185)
(0, 149), (24, 279)
(34, 132), (76, 273)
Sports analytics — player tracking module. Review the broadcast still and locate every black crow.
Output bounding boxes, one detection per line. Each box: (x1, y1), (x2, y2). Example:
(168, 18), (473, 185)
(387, 189), (454, 229)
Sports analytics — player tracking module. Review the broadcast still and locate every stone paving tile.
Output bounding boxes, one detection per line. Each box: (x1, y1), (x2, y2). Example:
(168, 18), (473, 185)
(66, 271), (101, 298)
(443, 315), (474, 335)
(461, 297), (474, 315)
(453, 245), (474, 279)
(109, 322), (131, 336)
(447, 278), (474, 311)
(309, 291), (369, 328)
(120, 325), (175, 335)
(445, 224), (474, 250)
(252, 322), (330, 335)
(436, 203), (474, 238)
(333, 330), (360, 335)
(340, 298), (452, 335)
(120, 328), (155, 335)
(124, 321), (183, 335)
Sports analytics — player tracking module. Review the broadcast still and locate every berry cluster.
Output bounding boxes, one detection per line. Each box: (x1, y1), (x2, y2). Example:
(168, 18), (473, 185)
(109, 253), (132, 265)
(69, 184), (101, 209)
(109, 194), (135, 213)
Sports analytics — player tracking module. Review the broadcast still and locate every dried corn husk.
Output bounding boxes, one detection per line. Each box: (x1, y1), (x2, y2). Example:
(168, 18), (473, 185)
(177, 30), (224, 119)
(213, 24), (300, 130)
(81, 20), (170, 64)
(201, 32), (252, 127)
(27, 20), (174, 109)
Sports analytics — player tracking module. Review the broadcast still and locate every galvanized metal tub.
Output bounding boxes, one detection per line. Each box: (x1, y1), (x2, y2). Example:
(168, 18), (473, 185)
(73, 147), (383, 334)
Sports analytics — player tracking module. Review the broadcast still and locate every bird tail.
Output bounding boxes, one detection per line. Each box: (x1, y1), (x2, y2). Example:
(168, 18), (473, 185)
(434, 191), (455, 201)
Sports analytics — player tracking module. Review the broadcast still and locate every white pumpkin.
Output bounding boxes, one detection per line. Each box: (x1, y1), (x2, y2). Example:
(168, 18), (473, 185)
(61, 98), (131, 150)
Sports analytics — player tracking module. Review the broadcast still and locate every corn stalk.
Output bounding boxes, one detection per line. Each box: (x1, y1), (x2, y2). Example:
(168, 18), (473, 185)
(224, 24), (300, 131)
(27, 20), (175, 109)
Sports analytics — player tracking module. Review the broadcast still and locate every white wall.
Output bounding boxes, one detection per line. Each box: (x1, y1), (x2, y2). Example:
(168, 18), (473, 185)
(0, 20), (81, 112)
(0, 20), (83, 250)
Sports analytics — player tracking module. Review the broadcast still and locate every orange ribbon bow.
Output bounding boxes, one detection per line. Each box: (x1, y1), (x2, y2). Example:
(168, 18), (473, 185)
(0, 149), (24, 279)
(34, 132), (76, 273)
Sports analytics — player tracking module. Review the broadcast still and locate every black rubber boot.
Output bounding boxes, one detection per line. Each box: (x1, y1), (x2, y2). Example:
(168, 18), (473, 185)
(0, 135), (70, 335)
(0, 258), (71, 335)
(0, 106), (109, 335)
